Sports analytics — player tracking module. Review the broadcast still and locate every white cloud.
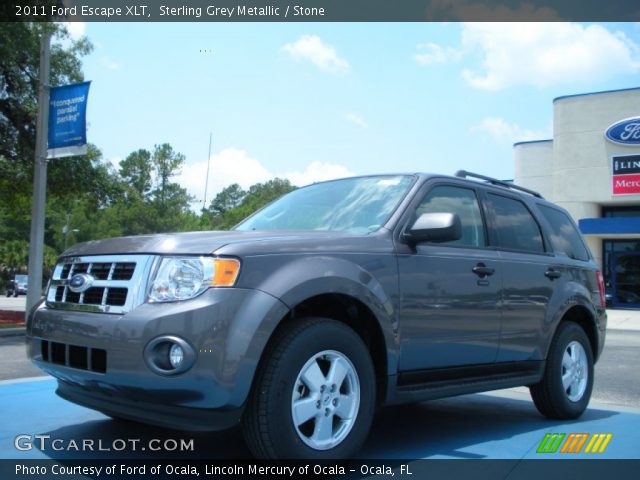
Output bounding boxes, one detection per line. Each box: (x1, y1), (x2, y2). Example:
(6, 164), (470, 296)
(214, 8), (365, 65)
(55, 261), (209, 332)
(178, 148), (355, 207)
(471, 117), (550, 144)
(344, 112), (368, 129)
(283, 161), (355, 187)
(282, 35), (349, 74)
(460, 23), (640, 90)
(414, 42), (461, 65)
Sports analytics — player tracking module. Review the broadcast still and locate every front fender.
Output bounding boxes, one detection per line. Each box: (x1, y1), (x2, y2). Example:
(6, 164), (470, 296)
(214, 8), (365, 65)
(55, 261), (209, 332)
(240, 254), (400, 375)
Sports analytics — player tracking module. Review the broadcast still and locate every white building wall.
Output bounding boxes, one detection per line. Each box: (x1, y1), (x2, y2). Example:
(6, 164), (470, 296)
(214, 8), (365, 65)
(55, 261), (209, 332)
(513, 140), (553, 199)
(514, 88), (640, 269)
(552, 89), (640, 209)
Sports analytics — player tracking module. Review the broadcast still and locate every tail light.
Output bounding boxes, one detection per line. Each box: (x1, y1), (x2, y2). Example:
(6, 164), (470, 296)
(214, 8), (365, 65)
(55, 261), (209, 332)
(596, 270), (606, 307)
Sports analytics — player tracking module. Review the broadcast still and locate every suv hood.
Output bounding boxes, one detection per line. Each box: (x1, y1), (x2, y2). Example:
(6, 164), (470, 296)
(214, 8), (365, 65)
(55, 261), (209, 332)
(60, 230), (376, 258)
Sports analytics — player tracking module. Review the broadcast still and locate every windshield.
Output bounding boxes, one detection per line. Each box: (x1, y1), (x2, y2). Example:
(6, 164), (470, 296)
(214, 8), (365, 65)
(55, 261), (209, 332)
(235, 175), (414, 233)
(15, 275), (28, 283)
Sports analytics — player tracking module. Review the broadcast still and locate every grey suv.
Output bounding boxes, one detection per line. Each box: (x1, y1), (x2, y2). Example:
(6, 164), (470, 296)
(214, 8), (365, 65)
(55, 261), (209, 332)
(26, 171), (607, 459)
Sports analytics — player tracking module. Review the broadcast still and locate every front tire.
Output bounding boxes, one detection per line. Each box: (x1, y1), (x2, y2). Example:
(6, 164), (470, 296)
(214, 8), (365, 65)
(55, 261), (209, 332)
(242, 318), (376, 459)
(530, 321), (594, 419)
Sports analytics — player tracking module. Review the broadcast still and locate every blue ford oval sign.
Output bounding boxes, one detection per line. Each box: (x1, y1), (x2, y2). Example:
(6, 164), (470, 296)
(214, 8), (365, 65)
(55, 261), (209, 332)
(69, 273), (94, 293)
(605, 117), (640, 145)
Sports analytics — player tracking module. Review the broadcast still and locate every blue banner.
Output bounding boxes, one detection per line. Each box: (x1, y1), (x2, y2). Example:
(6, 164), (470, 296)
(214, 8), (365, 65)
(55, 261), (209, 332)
(47, 81), (91, 158)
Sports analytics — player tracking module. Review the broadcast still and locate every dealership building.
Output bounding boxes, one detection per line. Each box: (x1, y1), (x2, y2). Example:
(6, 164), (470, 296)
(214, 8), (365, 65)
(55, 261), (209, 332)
(514, 87), (640, 309)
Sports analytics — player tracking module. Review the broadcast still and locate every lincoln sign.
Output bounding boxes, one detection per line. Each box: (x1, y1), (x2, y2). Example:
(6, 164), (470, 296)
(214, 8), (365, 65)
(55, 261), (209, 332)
(612, 155), (640, 195)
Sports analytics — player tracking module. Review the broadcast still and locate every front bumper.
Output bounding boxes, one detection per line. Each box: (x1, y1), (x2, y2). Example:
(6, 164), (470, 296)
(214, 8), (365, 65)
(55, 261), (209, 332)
(27, 287), (289, 431)
(56, 379), (243, 431)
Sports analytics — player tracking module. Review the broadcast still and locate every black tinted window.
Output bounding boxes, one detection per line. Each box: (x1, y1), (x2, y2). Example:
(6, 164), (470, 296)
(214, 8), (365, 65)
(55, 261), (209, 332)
(538, 205), (589, 261)
(487, 194), (545, 253)
(416, 186), (486, 247)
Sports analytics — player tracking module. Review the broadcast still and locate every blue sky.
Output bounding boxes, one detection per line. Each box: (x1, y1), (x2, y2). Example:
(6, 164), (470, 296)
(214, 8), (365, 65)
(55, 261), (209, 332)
(63, 22), (640, 208)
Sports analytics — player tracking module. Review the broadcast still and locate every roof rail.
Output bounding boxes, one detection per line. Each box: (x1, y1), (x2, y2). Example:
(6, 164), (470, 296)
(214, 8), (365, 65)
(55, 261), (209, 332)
(455, 170), (543, 198)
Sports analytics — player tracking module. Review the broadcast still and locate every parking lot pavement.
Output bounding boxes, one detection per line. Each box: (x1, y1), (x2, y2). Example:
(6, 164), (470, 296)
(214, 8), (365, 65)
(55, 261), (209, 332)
(0, 295), (26, 312)
(606, 309), (640, 331)
(0, 377), (638, 460)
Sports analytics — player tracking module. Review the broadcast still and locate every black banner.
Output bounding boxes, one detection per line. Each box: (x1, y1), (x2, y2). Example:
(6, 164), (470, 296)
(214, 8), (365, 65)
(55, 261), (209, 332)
(2, 459), (640, 480)
(2, 0), (640, 22)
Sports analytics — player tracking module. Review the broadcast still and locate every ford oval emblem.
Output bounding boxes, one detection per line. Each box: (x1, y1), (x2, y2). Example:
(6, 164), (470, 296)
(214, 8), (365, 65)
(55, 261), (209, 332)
(68, 273), (94, 293)
(605, 117), (640, 145)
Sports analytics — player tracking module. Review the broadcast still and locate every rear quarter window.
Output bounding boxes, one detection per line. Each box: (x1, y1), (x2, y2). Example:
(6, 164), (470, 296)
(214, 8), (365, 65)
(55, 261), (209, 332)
(538, 204), (590, 261)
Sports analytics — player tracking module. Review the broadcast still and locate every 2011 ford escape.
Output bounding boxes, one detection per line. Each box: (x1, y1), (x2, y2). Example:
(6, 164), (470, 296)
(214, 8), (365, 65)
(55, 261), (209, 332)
(27, 171), (607, 459)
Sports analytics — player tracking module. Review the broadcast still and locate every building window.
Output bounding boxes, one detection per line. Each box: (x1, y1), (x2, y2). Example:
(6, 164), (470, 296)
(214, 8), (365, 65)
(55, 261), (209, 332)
(602, 206), (640, 218)
(603, 240), (640, 308)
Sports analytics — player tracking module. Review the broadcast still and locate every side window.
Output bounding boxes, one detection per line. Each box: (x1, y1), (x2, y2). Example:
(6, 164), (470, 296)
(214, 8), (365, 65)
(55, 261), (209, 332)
(538, 205), (590, 261)
(415, 185), (486, 247)
(486, 193), (545, 254)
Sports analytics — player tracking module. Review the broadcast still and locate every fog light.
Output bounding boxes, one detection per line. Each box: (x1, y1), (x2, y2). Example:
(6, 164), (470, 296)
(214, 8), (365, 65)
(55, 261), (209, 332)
(144, 336), (195, 375)
(169, 343), (184, 368)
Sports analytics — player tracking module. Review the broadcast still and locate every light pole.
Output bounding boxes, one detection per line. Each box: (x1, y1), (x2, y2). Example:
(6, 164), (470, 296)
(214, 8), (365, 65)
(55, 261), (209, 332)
(26, 30), (51, 316)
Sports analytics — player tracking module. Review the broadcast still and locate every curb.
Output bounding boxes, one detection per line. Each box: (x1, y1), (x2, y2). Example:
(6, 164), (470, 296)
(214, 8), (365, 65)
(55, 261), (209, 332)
(0, 327), (26, 337)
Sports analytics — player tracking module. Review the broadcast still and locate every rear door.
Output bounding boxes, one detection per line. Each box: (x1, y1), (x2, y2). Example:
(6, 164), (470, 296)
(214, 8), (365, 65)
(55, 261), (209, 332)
(482, 192), (560, 362)
(397, 183), (502, 370)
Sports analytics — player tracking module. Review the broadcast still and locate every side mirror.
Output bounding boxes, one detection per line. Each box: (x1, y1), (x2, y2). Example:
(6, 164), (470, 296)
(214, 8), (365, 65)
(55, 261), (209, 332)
(404, 212), (462, 244)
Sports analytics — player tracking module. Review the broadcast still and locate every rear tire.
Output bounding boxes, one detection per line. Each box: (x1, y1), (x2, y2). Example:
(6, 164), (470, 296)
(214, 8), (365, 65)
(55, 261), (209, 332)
(530, 321), (594, 419)
(242, 317), (376, 459)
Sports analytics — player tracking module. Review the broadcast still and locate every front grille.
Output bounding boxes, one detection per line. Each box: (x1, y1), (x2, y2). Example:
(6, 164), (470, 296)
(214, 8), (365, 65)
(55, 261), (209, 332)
(41, 340), (107, 373)
(46, 255), (153, 314)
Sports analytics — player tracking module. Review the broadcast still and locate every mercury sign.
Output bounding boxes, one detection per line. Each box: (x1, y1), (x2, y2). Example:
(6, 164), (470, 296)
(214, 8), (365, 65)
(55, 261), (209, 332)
(605, 116), (640, 145)
(612, 154), (640, 195)
(47, 81), (91, 158)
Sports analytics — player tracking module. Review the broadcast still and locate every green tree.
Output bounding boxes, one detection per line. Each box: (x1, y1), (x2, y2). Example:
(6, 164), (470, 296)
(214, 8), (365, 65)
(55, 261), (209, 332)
(209, 183), (246, 216)
(0, 240), (29, 273)
(119, 149), (152, 200)
(152, 143), (185, 206)
(0, 22), (92, 183)
(0, 22), (95, 259)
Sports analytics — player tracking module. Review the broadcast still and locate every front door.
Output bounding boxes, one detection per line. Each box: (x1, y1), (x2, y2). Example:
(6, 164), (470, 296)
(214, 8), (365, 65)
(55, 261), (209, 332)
(397, 184), (502, 371)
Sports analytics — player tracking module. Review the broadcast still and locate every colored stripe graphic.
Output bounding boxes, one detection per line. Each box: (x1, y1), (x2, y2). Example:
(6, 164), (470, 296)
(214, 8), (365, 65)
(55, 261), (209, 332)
(537, 433), (566, 453)
(560, 433), (588, 453)
(584, 433), (613, 453)
(537, 433), (613, 454)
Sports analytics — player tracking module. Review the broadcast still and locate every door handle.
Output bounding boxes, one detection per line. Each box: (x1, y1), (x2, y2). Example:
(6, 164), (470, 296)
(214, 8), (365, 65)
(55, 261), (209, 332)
(472, 263), (495, 278)
(545, 268), (562, 280)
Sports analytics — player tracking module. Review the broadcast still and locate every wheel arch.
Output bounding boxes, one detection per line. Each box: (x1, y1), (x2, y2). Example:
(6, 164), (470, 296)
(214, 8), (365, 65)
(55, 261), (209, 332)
(252, 292), (394, 406)
(552, 304), (600, 362)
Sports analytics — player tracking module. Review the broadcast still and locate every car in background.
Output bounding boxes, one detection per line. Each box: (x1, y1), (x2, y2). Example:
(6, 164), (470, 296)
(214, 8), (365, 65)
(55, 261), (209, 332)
(6, 274), (28, 297)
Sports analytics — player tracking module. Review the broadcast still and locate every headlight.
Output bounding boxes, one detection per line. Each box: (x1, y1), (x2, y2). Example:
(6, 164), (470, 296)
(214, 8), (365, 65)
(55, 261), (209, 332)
(148, 256), (240, 303)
